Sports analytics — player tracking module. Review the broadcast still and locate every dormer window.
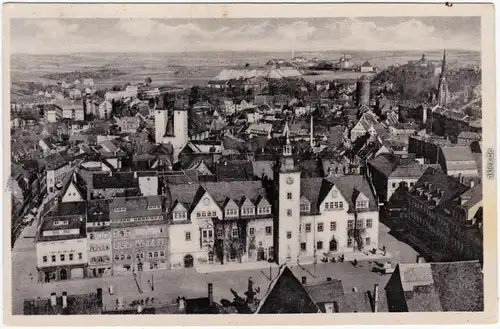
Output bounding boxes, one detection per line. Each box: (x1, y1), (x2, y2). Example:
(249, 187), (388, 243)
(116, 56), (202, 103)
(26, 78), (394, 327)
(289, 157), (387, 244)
(53, 220), (69, 226)
(114, 207), (126, 212)
(241, 207), (255, 216)
(148, 205), (161, 210)
(225, 208), (238, 217)
(257, 206), (271, 215)
(356, 201), (368, 209)
(300, 203), (310, 212)
(173, 211), (187, 220)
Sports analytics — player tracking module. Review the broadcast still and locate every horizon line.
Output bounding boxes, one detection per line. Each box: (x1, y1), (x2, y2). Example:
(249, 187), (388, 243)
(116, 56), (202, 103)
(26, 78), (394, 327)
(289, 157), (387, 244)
(11, 48), (480, 56)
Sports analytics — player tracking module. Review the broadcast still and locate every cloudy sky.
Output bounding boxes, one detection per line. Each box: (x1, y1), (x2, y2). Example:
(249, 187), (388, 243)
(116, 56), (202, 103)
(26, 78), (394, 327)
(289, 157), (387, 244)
(10, 17), (481, 54)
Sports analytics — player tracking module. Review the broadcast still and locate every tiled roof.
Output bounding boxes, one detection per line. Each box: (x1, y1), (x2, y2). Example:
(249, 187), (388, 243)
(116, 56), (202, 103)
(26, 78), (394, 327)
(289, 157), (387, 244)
(252, 160), (275, 180)
(324, 290), (389, 313)
(92, 172), (139, 189)
(440, 146), (475, 162)
(215, 160), (255, 182)
(409, 167), (469, 208)
(109, 195), (163, 220)
(392, 261), (483, 312)
(60, 172), (88, 201)
(23, 292), (102, 315)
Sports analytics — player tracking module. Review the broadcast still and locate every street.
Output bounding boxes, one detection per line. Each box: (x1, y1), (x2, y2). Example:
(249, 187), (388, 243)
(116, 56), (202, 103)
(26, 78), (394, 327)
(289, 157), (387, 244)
(11, 222), (419, 314)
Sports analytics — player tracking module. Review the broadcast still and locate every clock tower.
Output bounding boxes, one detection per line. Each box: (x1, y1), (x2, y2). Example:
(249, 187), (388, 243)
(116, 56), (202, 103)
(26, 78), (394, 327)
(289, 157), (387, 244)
(273, 133), (301, 265)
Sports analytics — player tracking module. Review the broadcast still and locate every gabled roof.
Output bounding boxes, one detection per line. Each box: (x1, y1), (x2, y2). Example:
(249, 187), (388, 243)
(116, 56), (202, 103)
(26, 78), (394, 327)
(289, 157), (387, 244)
(304, 280), (344, 304)
(92, 172), (139, 190)
(60, 171), (88, 201)
(256, 266), (320, 314)
(361, 61), (373, 67)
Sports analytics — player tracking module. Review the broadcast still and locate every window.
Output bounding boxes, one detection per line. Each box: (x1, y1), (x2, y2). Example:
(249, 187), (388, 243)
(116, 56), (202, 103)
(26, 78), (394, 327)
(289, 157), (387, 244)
(356, 201), (368, 209)
(392, 182), (396, 188)
(365, 237), (371, 245)
(355, 219), (364, 229)
(114, 255), (120, 261)
(366, 219), (373, 228)
(43, 256), (48, 263)
(114, 207), (126, 212)
(242, 207), (255, 216)
(265, 226), (272, 235)
(208, 252), (214, 262)
(258, 207), (271, 215)
(197, 212), (201, 218)
(305, 223), (312, 233)
(325, 201), (344, 211)
(78, 253), (82, 260)
(410, 182), (415, 187)
(347, 220), (354, 229)
(232, 228), (239, 238)
(60, 254), (65, 261)
(317, 222), (324, 232)
(287, 192), (292, 200)
(347, 237), (353, 247)
(317, 241), (323, 250)
(120, 254), (125, 260)
(126, 254), (132, 260)
(201, 211), (206, 217)
(300, 203), (310, 212)
(69, 254), (74, 261)
(160, 251), (165, 257)
(286, 231), (292, 239)
(226, 208), (238, 217)
(217, 228), (224, 239)
(230, 250), (237, 260)
(154, 252), (159, 258)
(249, 227), (255, 236)
(89, 233), (95, 240)
(185, 232), (191, 241)
(287, 209), (292, 217)
(330, 221), (337, 231)
(300, 242), (306, 251)
(148, 252), (153, 259)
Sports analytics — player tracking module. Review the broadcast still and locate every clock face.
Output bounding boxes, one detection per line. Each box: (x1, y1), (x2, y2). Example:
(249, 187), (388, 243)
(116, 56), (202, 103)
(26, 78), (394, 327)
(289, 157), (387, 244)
(203, 198), (210, 206)
(286, 177), (294, 185)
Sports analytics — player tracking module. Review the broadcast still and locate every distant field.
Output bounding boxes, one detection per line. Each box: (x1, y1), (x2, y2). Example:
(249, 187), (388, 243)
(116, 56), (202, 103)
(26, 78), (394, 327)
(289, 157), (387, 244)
(9, 50), (480, 93)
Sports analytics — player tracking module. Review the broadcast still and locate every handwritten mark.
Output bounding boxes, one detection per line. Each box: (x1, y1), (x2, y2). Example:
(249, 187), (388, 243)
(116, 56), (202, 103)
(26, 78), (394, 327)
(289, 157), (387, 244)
(445, 2), (453, 7)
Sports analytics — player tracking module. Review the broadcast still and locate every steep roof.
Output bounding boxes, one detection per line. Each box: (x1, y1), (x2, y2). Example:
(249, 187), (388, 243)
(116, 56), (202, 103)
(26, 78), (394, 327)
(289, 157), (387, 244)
(440, 146), (476, 162)
(256, 266), (320, 314)
(92, 172), (139, 189)
(60, 172), (88, 201)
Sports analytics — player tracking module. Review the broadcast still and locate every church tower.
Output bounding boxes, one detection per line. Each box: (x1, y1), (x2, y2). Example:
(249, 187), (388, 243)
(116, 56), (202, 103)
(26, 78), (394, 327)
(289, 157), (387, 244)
(274, 133), (301, 265)
(154, 96), (189, 162)
(437, 50), (451, 107)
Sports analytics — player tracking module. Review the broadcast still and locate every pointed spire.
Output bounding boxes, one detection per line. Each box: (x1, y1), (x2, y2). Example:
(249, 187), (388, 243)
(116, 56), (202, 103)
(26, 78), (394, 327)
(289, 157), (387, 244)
(441, 49), (447, 76)
(283, 130), (292, 156)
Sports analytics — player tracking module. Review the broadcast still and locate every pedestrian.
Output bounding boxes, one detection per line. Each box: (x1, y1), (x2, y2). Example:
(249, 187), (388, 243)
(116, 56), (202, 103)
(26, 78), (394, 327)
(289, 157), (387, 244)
(353, 259), (358, 267)
(382, 245), (387, 256)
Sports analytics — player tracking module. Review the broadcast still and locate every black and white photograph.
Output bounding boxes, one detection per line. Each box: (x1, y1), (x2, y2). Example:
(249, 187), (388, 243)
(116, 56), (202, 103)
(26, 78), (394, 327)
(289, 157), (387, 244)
(3, 3), (496, 325)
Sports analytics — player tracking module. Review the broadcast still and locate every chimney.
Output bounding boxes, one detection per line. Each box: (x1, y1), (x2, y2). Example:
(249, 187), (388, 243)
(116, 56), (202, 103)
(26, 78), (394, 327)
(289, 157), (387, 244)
(109, 170), (112, 177)
(373, 284), (380, 313)
(137, 305), (143, 313)
(470, 180), (475, 188)
(352, 287), (358, 292)
(326, 277), (332, 282)
(134, 171), (138, 179)
(416, 255), (423, 263)
(178, 297), (186, 311)
(62, 291), (68, 309)
(301, 276), (307, 285)
(208, 283), (213, 306)
(50, 293), (57, 307)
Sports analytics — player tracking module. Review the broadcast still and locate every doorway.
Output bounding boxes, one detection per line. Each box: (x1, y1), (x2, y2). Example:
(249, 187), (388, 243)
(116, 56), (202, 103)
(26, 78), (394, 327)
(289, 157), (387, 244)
(60, 268), (68, 280)
(329, 238), (338, 252)
(184, 254), (194, 268)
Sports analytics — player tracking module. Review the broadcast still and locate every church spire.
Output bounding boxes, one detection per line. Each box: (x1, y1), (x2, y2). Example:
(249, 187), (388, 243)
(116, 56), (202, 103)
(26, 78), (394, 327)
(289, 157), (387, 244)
(283, 131), (292, 156)
(437, 49), (450, 107)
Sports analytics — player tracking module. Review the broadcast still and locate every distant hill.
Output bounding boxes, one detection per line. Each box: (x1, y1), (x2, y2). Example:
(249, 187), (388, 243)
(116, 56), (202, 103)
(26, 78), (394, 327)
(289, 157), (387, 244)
(41, 68), (127, 82)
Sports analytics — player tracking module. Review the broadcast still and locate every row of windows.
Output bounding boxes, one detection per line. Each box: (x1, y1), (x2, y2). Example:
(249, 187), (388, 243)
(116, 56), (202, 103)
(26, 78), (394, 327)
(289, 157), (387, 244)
(324, 201), (344, 211)
(89, 232), (110, 240)
(299, 237), (372, 251)
(356, 201), (369, 209)
(392, 181), (415, 188)
(135, 238), (165, 247)
(90, 255), (110, 264)
(42, 253), (83, 263)
(112, 216), (163, 224)
(188, 226), (274, 241)
(113, 205), (161, 212)
(116, 251), (165, 261)
(347, 219), (373, 229)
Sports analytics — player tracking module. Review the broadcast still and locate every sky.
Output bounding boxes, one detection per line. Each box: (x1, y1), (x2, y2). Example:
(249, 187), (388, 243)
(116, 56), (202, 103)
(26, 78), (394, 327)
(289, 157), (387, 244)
(10, 17), (481, 54)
